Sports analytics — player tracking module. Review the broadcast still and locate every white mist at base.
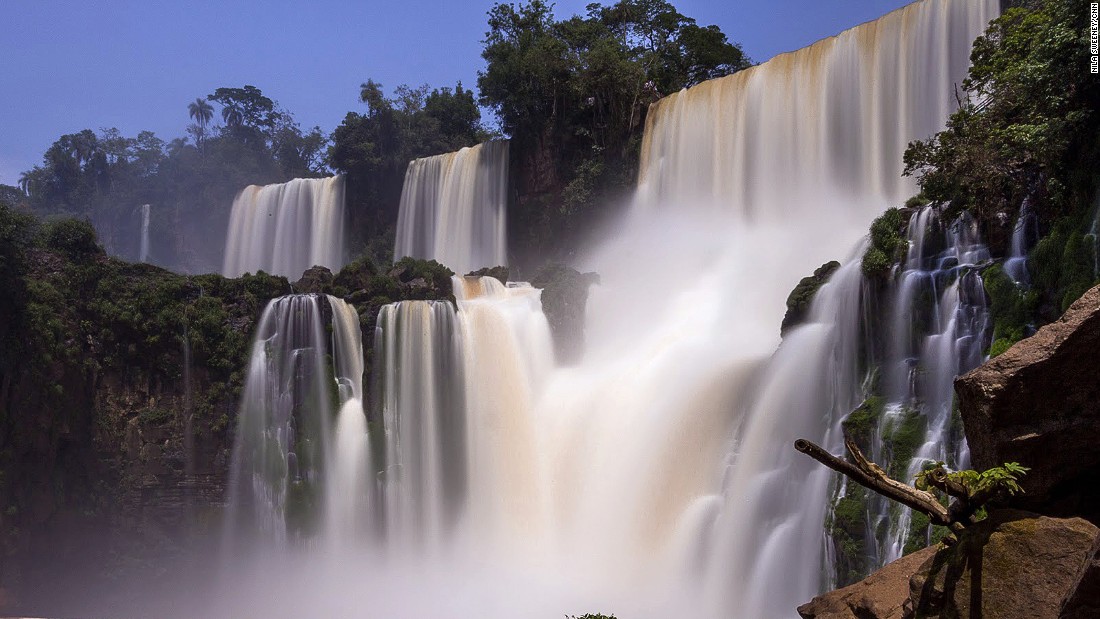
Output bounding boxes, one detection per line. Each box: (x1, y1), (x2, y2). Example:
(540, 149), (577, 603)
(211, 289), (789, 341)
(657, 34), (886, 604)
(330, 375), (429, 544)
(210, 1), (998, 618)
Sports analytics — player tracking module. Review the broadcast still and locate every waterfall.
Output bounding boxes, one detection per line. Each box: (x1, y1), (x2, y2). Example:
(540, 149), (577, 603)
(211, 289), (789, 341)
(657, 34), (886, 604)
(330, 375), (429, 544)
(394, 141), (509, 274)
(1005, 199), (1038, 286)
(222, 176), (346, 279)
(225, 293), (366, 549)
(374, 298), (465, 549)
(213, 1), (1000, 617)
(138, 204), (150, 263)
(872, 207), (991, 567)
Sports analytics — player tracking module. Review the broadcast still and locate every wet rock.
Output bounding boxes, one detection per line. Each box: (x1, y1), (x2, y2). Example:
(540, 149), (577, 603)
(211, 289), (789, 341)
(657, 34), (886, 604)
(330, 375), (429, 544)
(782, 261), (841, 336)
(466, 265), (509, 284)
(531, 263), (599, 365)
(956, 284), (1100, 523)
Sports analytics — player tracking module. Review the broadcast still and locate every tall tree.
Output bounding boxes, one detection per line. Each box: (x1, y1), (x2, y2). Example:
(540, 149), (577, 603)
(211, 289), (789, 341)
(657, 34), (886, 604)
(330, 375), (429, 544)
(187, 97), (214, 147)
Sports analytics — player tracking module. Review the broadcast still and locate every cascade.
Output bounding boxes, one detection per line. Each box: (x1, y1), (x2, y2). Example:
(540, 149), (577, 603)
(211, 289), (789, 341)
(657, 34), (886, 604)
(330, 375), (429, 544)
(872, 207), (991, 566)
(214, 1), (999, 617)
(225, 293), (365, 550)
(222, 176), (345, 279)
(1005, 199), (1038, 285)
(394, 141), (509, 274)
(138, 203), (150, 263)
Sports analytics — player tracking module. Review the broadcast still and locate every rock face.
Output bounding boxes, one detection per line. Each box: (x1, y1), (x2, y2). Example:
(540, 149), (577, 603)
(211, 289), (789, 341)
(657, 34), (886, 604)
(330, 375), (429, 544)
(956, 284), (1100, 523)
(530, 263), (599, 364)
(1061, 534), (1100, 618)
(783, 261), (842, 336)
(910, 510), (1099, 618)
(800, 511), (1100, 619)
(798, 545), (939, 619)
(293, 265), (334, 294)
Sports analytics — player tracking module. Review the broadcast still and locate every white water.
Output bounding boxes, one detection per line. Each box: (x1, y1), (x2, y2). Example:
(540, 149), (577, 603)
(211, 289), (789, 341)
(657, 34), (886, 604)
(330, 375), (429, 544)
(1005, 199), (1037, 286)
(325, 296), (370, 542)
(876, 207), (991, 565)
(215, 1), (999, 617)
(394, 141), (509, 274)
(138, 203), (150, 263)
(222, 176), (345, 279)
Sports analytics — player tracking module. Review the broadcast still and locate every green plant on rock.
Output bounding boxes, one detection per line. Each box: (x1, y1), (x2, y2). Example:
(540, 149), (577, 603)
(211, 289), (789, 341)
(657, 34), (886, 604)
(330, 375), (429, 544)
(862, 208), (906, 279)
(915, 461), (1029, 505)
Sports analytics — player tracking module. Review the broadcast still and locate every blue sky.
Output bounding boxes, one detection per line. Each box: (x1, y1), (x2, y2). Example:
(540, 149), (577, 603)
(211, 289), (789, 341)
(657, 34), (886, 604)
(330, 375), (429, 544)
(0, 0), (912, 186)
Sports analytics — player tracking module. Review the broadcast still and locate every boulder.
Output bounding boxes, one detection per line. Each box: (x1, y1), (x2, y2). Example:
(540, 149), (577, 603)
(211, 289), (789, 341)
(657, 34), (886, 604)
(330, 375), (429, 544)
(798, 545), (938, 619)
(783, 261), (841, 336)
(466, 265), (509, 284)
(799, 511), (1100, 619)
(293, 265), (334, 294)
(910, 510), (1099, 618)
(1061, 534), (1100, 618)
(956, 284), (1100, 523)
(530, 263), (599, 365)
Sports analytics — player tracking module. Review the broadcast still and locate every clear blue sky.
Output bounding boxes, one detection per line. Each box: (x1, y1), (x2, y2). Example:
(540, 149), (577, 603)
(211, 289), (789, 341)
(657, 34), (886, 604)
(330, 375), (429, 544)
(0, 0), (913, 186)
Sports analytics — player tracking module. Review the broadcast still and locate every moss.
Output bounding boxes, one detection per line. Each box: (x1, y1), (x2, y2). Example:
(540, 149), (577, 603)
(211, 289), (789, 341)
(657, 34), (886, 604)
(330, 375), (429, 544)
(862, 208), (907, 279)
(782, 261), (841, 336)
(829, 483), (871, 587)
(883, 408), (927, 480)
(1030, 213), (1098, 317)
(139, 407), (173, 426)
(981, 263), (1038, 354)
(842, 396), (884, 454)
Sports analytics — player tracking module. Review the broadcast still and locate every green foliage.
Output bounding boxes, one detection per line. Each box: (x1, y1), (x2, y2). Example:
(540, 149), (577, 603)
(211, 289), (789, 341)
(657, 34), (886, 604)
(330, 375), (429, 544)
(981, 263), (1039, 354)
(328, 81), (485, 256)
(1029, 214), (1097, 314)
(915, 462), (1030, 500)
(38, 217), (102, 262)
(903, 0), (1100, 222)
(883, 408), (926, 480)
(478, 0), (750, 257)
(862, 208), (906, 279)
(828, 483), (871, 586)
(782, 260), (841, 335)
(842, 396), (884, 454)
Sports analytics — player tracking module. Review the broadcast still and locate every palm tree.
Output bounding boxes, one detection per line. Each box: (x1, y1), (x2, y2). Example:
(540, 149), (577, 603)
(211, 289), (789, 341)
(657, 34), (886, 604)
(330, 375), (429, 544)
(188, 97), (214, 146)
(221, 104), (243, 128)
(359, 79), (385, 117)
(17, 170), (31, 196)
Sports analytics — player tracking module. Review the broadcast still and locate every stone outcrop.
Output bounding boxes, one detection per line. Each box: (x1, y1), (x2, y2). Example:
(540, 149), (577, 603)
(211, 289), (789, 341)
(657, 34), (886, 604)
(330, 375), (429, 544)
(910, 510), (1098, 618)
(293, 265), (334, 294)
(800, 511), (1100, 619)
(530, 263), (599, 365)
(798, 545), (938, 618)
(783, 261), (841, 336)
(956, 284), (1100, 523)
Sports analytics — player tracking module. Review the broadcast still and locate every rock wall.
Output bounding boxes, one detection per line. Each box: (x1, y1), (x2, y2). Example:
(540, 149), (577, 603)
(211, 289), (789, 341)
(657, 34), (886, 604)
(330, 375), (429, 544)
(957, 283), (1100, 523)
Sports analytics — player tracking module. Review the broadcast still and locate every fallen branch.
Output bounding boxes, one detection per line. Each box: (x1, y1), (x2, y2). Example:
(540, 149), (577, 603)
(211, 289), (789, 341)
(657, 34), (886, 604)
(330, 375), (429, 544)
(794, 436), (951, 526)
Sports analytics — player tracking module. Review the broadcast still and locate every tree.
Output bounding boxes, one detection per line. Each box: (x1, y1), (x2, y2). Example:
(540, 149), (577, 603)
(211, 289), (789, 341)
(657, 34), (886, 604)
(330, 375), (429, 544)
(188, 97), (214, 147)
(359, 79), (386, 118)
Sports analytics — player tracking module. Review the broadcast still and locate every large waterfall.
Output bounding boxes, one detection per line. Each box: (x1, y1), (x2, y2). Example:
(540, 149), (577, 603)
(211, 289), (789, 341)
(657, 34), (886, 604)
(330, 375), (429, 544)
(222, 176), (346, 279)
(214, 1), (1000, 618)
(394, 141), (509, 274)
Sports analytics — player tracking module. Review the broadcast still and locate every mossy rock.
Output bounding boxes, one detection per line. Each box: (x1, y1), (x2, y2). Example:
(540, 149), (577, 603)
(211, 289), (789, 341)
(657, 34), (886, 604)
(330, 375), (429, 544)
(782, 260), (841, 336)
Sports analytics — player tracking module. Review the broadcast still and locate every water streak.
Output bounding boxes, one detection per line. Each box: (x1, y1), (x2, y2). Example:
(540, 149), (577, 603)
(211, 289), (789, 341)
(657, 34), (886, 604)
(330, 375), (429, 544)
(222, 176), (345, 279)
(394, 141), (509, 273)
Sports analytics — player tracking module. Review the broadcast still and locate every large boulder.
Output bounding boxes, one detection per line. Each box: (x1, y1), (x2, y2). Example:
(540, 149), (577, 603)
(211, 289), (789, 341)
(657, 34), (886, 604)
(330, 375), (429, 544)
(531, 263), (599, 365)
(910, 510), (1099, 618)
(799, 511), (1100, 619)
(798, 546), (939, 619)
(956, 284), (1100, 523)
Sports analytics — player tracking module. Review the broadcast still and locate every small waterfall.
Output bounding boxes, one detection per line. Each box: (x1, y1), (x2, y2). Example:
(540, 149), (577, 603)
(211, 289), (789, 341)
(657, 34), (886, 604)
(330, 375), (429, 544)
(374, 299), (465, 549)
(1005, 199), (1038, 286)
(871, 207), (991, 565)
(394, 141), (509, 273)
(138, 204), (150, 263)
(226, 294), (350, 549)
(324, 296), (370, 542)
(222, 176), (346, 279)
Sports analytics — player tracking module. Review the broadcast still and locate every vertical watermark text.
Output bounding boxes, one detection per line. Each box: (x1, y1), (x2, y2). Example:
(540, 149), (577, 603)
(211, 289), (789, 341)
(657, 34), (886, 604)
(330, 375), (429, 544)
(1092, 3), (1099, 73)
